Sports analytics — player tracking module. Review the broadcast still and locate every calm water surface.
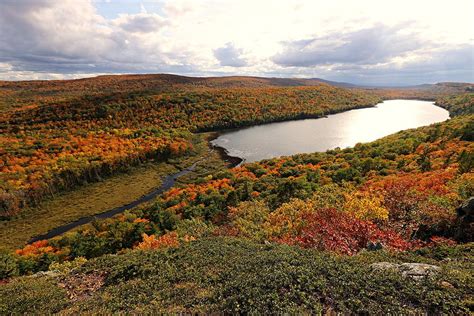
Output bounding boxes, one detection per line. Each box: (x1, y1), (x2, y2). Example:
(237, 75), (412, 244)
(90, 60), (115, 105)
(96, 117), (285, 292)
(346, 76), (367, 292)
(211, 100), (449, 162)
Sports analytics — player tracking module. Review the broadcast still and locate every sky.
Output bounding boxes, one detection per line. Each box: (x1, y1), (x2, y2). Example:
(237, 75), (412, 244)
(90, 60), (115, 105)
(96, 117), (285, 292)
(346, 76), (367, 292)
(0, 0), (473, 85)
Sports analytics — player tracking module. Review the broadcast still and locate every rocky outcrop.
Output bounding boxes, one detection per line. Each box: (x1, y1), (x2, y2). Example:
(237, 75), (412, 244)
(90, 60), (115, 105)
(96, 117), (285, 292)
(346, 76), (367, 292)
(370, 262), (441, 281)
(58, 272), (106, 302)
(454, 197), (474, 242)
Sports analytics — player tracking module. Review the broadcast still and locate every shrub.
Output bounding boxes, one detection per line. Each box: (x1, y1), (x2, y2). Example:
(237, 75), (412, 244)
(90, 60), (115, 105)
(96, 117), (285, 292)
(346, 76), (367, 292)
(67, 238), (474, 313)
(175, 218), (215, 239)
(0, 252), (18, 279)
(343, 190), (389, 221)
(0, 191), (21, 218)
(0, 278), (68, 314)
(227, 200), (270, 240)
(264, 198), (312, 239)
(49, 256), (88, 274)
(135, 232), (180, 250)
(279, 208), (411, 255)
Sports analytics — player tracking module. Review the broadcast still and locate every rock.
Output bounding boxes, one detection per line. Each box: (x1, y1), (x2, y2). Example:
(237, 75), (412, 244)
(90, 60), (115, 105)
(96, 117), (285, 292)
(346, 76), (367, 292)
(370, 262), (441, 281)
(30, 270), (61, 278)
(370, 262), (399, 271)
(440, 281), (454, 289)
(58, 272), (105, 302)
(398, 263), (441, 280)
(454, 197), (474, 242)
(367, 241), (383, 251)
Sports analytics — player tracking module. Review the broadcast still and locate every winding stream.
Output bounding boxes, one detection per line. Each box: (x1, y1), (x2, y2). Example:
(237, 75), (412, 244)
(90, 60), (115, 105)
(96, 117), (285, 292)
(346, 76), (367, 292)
(29, 162), (201, 243)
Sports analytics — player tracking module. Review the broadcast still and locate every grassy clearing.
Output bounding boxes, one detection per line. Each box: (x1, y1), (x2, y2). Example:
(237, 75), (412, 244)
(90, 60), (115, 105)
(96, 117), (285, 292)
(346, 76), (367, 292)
(0, 134), (228, 250)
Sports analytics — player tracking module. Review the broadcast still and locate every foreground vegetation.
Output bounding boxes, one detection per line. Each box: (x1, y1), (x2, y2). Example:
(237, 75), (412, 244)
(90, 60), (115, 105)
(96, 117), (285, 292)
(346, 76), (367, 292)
(1, 238), (473, 314)
(0, 75), (473, 313)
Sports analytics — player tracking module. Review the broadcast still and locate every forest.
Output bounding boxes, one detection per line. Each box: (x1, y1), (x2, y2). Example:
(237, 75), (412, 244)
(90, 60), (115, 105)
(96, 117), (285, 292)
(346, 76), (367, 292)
(1, 79), (381, 218)
(0, 75), (473, 314)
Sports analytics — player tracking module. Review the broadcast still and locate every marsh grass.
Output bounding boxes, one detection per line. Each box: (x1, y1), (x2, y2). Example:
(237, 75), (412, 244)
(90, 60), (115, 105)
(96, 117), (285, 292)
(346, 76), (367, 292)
(0, 134), (228, 250)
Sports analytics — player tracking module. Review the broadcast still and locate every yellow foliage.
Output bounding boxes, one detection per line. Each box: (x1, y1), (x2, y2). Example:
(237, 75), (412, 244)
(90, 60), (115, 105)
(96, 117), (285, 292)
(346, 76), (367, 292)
(264, 198), (314, 239)
(228, 200), (270, 240)
(343, 191), (389, 221)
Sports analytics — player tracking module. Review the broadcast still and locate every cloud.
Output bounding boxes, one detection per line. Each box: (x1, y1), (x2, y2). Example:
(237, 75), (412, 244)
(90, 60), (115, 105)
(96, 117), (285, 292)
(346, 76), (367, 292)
(272, 24), (423, 67)
(0, 0), (472, 83)
(116, 13), (167, 33)
(270, 23), (473, 85)
(140, 3), (147, 14)
(162, 0), (199, 18)
(272, 44), (474, 86)
(0, 1), (112, 70)
(365, 44), (474, 84)
(0, 0), (184, 76)
(213, 43), (248, 67)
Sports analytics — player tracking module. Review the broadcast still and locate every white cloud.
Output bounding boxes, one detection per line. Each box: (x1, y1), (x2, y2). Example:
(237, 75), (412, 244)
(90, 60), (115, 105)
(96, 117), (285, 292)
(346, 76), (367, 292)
(115, 13), (167, 33)
(0, 0), (472, 84)
(273, 24), (425, 67)
(214, 43), (247, 67)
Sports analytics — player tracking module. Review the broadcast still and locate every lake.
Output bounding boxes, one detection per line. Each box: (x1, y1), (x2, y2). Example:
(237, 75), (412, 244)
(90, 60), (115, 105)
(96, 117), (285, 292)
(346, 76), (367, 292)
(211, 99), (450, 163)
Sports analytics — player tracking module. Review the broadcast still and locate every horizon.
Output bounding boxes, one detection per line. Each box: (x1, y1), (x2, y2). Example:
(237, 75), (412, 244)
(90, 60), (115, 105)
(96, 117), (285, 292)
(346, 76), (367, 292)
(1, 72), (473, 88)
(1, 0), (473, 85)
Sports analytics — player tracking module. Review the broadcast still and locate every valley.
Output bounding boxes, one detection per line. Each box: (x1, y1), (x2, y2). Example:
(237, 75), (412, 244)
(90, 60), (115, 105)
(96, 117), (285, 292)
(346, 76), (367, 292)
(0, 75), (473, 314)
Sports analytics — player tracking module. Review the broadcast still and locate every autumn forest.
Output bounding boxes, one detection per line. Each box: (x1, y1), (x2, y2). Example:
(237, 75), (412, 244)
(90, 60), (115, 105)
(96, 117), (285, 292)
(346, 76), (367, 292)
(0, 75), (473, 314)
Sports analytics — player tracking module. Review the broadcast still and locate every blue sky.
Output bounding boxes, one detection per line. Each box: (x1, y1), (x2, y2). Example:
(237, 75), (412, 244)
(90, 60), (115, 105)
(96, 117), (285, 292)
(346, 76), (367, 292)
(0, 0), (473, 85)
(94, 0), (162, 19)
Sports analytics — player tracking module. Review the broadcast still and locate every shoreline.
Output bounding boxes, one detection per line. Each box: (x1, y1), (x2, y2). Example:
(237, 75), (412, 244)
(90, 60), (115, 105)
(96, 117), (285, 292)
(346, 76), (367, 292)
(199, 102), (383, 166)
(207, 132), (244, 167)
(195, 98), (446, 135)
(203, 99), (449, 165)
(195, 102), (379, 134)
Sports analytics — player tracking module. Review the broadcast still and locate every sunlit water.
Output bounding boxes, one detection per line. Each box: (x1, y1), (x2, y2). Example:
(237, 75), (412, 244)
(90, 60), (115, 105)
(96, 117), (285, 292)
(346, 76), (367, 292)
(211, 100), (450, 162)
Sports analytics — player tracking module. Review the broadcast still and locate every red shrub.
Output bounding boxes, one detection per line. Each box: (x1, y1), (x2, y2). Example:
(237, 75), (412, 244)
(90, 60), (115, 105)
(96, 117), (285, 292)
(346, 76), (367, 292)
(277, 208), (411, 255)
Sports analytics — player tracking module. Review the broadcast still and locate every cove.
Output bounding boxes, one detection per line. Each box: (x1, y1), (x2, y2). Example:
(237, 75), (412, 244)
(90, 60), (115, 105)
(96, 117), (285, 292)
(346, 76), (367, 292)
(211, 100), (450, 163)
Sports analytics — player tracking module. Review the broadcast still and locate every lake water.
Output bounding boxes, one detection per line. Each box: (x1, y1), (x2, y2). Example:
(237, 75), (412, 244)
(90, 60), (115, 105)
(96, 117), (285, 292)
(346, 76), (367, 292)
(211, 100), (450, 163)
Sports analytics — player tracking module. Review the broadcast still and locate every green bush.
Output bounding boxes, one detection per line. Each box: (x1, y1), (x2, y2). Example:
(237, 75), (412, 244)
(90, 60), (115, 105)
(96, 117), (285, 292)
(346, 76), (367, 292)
(0, 252), (18, 279)
(0, 277), (68, 314)
(16, 253), (61, 275)
(69, 238), (473, 313)
(1, 238), (472, 313)
(175, 218), (215, 238)
(49, 256), (88, 274)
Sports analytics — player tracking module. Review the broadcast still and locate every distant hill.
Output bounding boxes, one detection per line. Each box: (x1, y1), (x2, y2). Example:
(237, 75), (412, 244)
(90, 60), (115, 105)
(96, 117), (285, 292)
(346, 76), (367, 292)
(362, 82), (474, 102)
(0, 74), (328, 112)
(310, 77), (360, 88)
(1, 74), (472, 113)
(1, 73), (472, 91)
(0, 74), (328, 90)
